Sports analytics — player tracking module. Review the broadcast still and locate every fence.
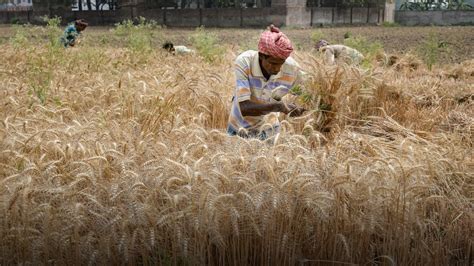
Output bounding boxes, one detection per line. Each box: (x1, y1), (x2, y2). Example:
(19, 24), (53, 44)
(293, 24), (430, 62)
(395, 10), (474, 25)
(0, 4), (385, 27)
(310, 7), (383, 25)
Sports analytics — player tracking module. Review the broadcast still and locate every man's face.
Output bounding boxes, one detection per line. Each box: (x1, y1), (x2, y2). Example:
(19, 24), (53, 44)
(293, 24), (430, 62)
(260, 54), (286, 76)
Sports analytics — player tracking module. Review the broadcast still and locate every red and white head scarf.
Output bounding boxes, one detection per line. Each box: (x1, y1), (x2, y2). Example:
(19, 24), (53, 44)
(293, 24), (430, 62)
(258, 25), (293, 60)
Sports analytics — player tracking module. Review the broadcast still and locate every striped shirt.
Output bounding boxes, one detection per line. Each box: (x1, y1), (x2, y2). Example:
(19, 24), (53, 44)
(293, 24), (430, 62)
(227, 50), (304, 133)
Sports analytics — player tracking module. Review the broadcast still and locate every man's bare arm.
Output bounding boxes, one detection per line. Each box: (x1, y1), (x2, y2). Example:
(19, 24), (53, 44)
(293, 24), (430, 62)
(239, 100), (290, 116)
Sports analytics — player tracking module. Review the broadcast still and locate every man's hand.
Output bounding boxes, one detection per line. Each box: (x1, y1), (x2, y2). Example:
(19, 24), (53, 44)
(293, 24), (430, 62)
(278, 102), (306, 117)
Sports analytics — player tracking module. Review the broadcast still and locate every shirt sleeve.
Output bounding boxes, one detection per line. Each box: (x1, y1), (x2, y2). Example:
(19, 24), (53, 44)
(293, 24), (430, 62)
(324, 48), (336, 65)
(234, 57), (252, 102)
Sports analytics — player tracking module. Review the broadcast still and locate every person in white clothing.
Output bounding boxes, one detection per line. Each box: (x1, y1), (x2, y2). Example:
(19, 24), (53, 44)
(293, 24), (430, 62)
(162, 41), (195, 55)
(316, 40), (364, 65)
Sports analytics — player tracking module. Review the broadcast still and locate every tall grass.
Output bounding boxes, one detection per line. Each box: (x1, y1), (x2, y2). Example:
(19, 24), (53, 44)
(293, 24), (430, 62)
(417, 32), (449, 70)
(114, 17), (162, 57)
(191, 26), (225, 63)
(0, 27), (472, 265)
(343, 35), (384, 67)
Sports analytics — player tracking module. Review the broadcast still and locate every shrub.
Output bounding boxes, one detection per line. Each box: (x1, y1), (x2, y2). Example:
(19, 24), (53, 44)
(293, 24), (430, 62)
(417, 32), (448, 70)
(310, 29), (327, 46)
(343, 35), (384, 67)
(382, 21), (400, 27)
(10, 24), (29, 48)
(42, 16), (62, 48)
(114, 17), (161, 54)
(190, 26), (225, 63)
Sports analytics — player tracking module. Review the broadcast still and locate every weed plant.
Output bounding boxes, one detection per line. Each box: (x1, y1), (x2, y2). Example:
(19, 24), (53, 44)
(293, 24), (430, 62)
(190, 26), (225, 63)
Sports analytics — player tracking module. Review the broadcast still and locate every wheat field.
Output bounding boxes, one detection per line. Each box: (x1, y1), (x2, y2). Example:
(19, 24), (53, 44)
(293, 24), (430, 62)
(0, 24), (473, 265)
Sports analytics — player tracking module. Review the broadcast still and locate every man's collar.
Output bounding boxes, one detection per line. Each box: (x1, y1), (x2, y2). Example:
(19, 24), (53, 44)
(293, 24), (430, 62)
(251, 53), (264, 77)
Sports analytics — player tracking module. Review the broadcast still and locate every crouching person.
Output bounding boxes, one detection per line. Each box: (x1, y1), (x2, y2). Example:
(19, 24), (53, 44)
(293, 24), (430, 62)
(227, 25), (306, 140)
(61, 19), (88, 48)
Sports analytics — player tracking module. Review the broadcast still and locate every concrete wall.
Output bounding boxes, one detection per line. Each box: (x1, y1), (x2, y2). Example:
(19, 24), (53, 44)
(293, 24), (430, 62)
(0, 10), (32, 24)
(385, 2), (395, 23)
(310, 7), (382, 25)
(311, 7), (332, 24)
(395, 10), (474, 25)
(285, 0), (310, 27)
(0, 5), (387, 27)
(166, 9), (201, 27)
(241, 8), (286, 27)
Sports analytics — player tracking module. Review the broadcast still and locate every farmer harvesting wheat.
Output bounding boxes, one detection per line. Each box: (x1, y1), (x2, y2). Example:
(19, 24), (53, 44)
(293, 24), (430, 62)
(227, 25), (306, 140)
(316, 39), (364, 65)
(162, 41), (195, 55)
(60, 19), (88, 48)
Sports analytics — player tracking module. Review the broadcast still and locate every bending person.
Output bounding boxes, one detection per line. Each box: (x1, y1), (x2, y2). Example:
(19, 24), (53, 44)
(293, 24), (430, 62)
(61, 19), (88, 48)
(316, 39), (364, 65)
(227, 25), (306, 140)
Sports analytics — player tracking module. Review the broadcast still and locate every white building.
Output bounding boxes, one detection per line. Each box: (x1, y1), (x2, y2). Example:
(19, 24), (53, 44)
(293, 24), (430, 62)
(0, 0), (33, 10)
(72, 0), (112, 10)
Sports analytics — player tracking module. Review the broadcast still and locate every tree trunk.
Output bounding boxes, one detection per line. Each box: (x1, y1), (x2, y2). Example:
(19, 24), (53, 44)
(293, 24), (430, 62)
(78, 0), (83, 10)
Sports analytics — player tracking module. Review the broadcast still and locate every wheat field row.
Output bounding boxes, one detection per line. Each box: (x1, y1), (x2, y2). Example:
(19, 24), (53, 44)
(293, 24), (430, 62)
(0, 25), (473, 265)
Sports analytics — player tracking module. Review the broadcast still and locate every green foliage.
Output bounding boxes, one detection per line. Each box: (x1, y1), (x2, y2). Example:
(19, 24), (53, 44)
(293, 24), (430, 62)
(399, 0), (473, 11)
(17, 16), (67, 105)
(190, 26), (225, 63)
(114, 17), (161, 55)
(290, 85), (313, 104)
(310, 29), (326, 45)
(10, 24), (29, 48)
(382, 21), (400, 27)
(343, 35), (383, 67)
(114, 19), (135, 36)
(27, 56), (53, 105)
(10, 17), (23, 25)
(42, 16), (62, 48)
(417, 32), (448, 70)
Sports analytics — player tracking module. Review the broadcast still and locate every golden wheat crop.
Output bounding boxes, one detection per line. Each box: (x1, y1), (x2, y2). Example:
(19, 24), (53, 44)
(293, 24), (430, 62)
(0, 27), (473, 265)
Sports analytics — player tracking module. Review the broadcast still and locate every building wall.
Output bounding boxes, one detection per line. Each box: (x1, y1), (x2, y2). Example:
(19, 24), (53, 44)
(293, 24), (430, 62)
(395, 10), (474, 25)
(310, 7), (382, 25)
(1, 3), (384, 27)
(0, 0), (32, 11)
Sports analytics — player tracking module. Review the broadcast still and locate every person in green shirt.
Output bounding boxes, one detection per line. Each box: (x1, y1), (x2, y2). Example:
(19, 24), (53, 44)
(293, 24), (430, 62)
(61, 19), (88, 48)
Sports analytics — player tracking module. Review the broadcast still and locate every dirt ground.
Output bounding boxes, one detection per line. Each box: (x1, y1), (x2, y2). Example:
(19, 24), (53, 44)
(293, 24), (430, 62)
(0, 25), (473, 64)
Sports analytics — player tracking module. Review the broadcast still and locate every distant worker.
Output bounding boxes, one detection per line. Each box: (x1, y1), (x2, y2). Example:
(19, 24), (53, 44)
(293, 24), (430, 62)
(316, 40), (364, 65)
(61, 19), (88, 48)
(162, 41), (194, 55)
(227, 25), (306, 140)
